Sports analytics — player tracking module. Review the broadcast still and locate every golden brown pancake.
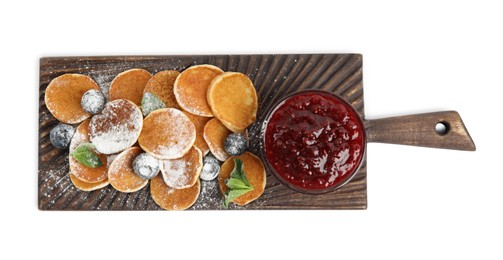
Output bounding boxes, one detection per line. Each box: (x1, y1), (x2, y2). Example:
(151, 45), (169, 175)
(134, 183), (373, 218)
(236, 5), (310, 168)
(144, 70), (180, 109)
(70, 174), (109, 191)
(45, 74), (101, 124)
(203, 118), (231, 161)
(108, 147), (148, 193)
(109, 69), (152, 105)
(69, 119), (108, 183)
(138, 108), (196, 159)
(89, 99), (143, 154)
(150, 175), (200, 210)
(183, 112), (211, 155)
(160, 146), (202, 189)
(218, 152), (266, 206)
(174, 64), (223, 117)
(207, 72), (258, 132)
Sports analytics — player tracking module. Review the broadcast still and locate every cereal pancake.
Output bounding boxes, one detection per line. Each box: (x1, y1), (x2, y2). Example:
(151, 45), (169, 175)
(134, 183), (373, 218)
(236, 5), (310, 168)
(203, 118), (231, 161)
(108, 147), (148, 193)
(45, 74), (101, 124)
(89, 99), (143, 155)
(150, 175), (200, 211)
(183, 112), (211, 155)
(160, 146), (202, 189)
(70, 174), (109, 192)
(207, 72), (258, 132)
(109, 68), (152, 105)
(69, 119), (108, 183)
(138, 108), (196, 159)
(218, 152), (266, 206)
(144, 70), (180, 109)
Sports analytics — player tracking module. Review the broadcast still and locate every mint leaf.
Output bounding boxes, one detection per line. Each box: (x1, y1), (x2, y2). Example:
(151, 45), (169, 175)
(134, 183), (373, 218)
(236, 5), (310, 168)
(141, 92), (165, 117)
(229, 158), (252, 186)
(224, 188), (253, 208)
(226, 178), (251, 190)
(223, 158), (254, 208)
(70, 143), (103, 168)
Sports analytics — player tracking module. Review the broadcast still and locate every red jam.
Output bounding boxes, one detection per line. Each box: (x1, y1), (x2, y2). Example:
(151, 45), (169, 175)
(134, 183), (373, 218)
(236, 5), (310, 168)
(264, 91), (365, 191)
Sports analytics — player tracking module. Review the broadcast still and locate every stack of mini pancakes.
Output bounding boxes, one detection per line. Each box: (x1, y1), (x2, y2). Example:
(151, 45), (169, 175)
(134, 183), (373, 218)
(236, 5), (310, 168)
(44, 64), (266, 210)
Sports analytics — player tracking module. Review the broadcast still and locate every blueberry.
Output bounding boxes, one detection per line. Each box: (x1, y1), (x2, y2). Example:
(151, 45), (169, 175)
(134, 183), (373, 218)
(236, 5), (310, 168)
(200, 154), (220, 181)
(224, 133), (248, 156)
(81, 89), (105, 114)
(50, 124), (75, 149)
(133, 153), (160, 179)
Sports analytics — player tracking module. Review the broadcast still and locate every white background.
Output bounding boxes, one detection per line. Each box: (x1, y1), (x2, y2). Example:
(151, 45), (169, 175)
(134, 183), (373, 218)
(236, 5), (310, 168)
(1, 1), (501, 259)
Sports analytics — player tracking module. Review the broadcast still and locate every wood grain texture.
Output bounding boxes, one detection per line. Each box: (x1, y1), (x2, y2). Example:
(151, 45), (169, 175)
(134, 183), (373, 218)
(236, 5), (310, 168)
(39, 54), (366, 210)
(366, 111), (476, 151)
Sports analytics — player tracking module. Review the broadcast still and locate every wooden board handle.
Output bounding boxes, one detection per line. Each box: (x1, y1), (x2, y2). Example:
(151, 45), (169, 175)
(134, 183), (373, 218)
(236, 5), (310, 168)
(365, 111), (476, 151)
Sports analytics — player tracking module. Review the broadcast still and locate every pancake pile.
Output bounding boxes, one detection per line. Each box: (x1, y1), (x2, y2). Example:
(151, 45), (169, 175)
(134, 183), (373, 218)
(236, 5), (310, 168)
(44, 62), (265, 210)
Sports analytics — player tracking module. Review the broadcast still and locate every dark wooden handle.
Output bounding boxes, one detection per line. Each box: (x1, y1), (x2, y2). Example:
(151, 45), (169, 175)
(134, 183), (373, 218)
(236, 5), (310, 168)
(365, 111), (476, 151)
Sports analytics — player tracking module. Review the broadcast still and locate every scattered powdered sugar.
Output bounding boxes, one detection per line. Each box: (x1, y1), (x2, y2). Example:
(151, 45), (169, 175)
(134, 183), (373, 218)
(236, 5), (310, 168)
(223, 133), (248, 156)
(92, 74), (114, 101)
(191, 180), (224, 210)
(90, 99), (143, 154)
(245, 121), (262, 151)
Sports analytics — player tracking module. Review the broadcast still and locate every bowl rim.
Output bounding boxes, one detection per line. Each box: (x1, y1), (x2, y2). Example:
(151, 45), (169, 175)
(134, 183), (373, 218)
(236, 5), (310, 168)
(259, 89), (367, 195)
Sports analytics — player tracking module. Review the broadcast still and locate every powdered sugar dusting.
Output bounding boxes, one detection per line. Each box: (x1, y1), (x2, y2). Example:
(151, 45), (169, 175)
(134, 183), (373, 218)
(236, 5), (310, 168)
(91, 125), (139, 154)
(108, 148), (148, 192)
(191, 180), (223, 210)
(81, 89), (105, 114)
(69, 125), (88, 153)
(161, 159), (190, 188)
(107, 153), (119, 168)
(90, 99), (143, 154)
(92, 74), (114, 101)
(156, 143), (188, 159)
(159, 147), (202, 189)
(144, 108), (196, 159)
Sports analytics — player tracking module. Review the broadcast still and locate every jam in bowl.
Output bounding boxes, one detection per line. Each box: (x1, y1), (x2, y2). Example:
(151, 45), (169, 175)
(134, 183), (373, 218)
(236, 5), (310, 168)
(261, 90), (366, 194)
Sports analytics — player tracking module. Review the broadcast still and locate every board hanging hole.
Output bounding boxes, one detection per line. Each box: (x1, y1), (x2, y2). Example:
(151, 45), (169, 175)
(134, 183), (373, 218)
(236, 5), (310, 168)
(435, 121), (450, 136)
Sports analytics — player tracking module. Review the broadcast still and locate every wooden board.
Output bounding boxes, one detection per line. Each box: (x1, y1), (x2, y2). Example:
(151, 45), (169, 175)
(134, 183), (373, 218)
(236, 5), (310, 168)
(38, 54), (367, 210)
